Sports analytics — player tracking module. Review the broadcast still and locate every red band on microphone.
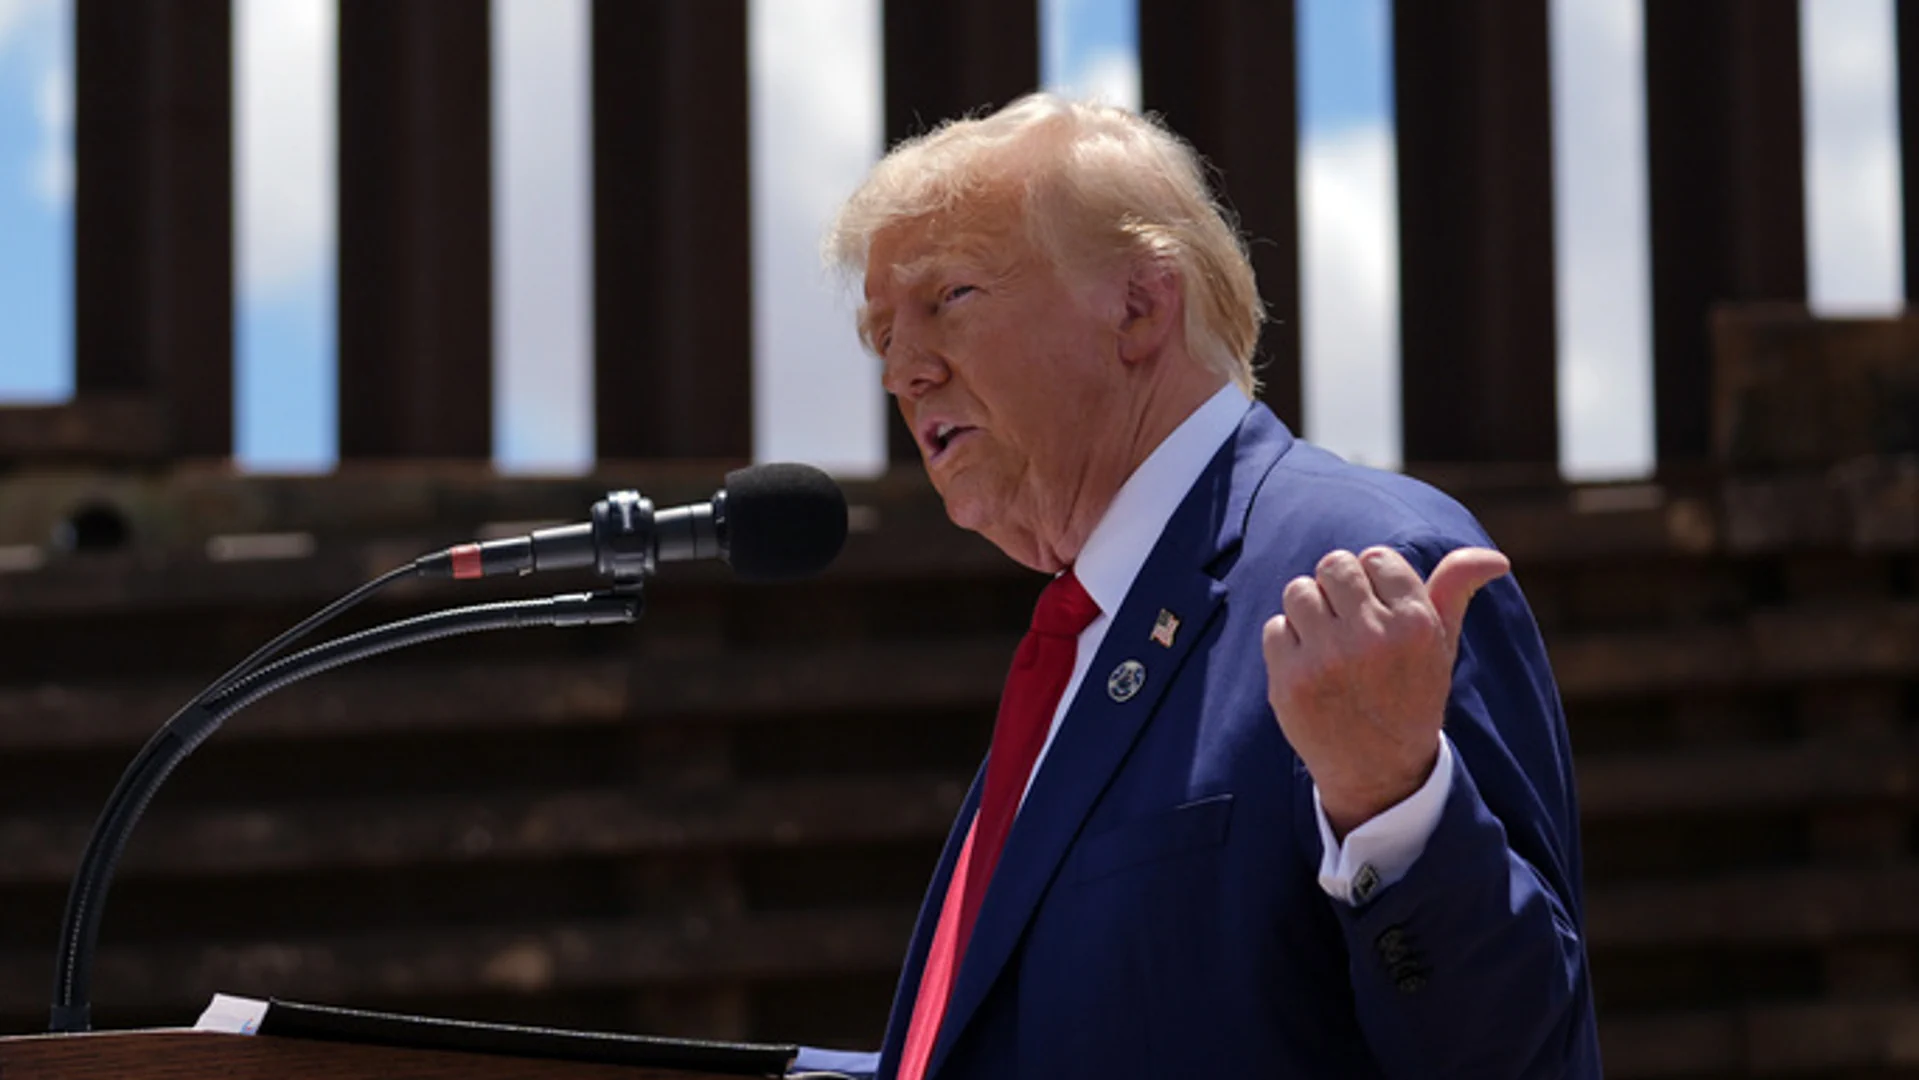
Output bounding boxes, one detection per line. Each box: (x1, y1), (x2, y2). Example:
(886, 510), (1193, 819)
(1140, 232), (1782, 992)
(449, 543), (484, 579)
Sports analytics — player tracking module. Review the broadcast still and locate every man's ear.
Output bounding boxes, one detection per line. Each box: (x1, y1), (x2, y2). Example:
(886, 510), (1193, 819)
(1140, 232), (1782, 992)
(1116, 261), (1181, 366)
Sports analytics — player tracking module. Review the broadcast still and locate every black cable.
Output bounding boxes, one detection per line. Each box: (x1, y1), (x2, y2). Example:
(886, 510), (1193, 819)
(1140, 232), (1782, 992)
(207, 592), (640, 722)
(46, 559), (429, 1032)
(49, 588), (642, 1033)
(205, 560), (424, 697)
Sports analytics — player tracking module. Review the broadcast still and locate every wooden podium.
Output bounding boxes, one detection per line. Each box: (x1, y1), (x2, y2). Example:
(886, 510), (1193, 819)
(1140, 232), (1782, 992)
(0, 1030), (785, 1079)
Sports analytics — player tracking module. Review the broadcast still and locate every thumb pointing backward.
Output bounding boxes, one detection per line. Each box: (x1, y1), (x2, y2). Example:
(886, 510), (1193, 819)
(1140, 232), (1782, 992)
(1426, 546), (1512, 643)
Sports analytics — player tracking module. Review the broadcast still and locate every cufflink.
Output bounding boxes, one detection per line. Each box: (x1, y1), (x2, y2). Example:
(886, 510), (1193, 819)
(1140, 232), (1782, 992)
(1350, 863), (1381, 903)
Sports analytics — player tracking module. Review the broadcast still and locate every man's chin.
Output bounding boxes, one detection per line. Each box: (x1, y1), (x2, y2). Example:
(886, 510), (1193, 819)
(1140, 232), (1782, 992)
(934, 483), (1007, 539)
(936, 490), (990, 534)
(935, 493), (1056, 571)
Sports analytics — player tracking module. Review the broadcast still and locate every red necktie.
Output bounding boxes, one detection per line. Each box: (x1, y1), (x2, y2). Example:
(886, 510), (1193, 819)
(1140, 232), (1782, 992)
(897, 570), (1100, 1080)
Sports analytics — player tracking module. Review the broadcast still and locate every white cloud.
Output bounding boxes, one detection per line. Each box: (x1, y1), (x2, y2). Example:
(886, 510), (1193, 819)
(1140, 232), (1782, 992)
(30, 53), (67, 206)
(1298, 0), (1663, 480)
(1060, 48), (1140, 110)
(212, 0), (1898, 483)
(1802, 0), (1902, 313)
(1550, 0), (1654, 479)
(0, 0), (56, 55)
(749, 0), (885, 475)
(1299, 123), (1400, 469)
(0, 0), (67, 208)
(1042, 0), (1073, 91)
(234, 0), (334, 303)
(734, 0), (1898, 487)
(1296, 0), (1661, 480)
(1041, 0), (1140, 110)
(493, 0), (592, 473)
(1538, 0), (1903, 479)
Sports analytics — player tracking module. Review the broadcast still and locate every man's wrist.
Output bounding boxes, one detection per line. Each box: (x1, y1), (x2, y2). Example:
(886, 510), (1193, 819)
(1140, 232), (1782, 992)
(1317, 738), (1443, 842)
(1313, 735), (1457, 905)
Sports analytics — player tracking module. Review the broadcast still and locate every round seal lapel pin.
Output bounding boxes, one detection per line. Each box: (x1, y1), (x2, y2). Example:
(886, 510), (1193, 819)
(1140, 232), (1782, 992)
(1107, 659), (1146, 702)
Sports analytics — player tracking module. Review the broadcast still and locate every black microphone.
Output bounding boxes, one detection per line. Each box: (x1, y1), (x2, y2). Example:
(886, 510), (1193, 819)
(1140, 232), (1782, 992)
(420, 463), (848, 583)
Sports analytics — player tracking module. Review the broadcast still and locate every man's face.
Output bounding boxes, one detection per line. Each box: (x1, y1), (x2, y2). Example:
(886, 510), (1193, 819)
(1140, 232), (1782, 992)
(861, 207), (1132, 570)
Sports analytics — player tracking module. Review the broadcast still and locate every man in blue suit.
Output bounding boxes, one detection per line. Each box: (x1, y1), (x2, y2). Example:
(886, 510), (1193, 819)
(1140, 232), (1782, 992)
(794, 94), (1600, 1079)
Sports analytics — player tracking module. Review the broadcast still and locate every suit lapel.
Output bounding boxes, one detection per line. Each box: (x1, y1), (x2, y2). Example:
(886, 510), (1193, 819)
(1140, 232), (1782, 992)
(926, 405), (1294, 1077)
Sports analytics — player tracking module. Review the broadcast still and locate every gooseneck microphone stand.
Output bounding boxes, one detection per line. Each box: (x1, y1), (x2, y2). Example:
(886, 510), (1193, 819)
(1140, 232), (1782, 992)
(47, 463), (849, 1034)
(48, 577), (642, 1033)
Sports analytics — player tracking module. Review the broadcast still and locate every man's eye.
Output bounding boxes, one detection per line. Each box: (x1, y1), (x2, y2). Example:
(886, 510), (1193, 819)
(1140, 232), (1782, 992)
(941, 284), (977, 305)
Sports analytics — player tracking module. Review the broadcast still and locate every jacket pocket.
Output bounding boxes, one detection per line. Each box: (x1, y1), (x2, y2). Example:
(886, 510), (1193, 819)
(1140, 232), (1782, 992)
(1066, 793), (1234, 884)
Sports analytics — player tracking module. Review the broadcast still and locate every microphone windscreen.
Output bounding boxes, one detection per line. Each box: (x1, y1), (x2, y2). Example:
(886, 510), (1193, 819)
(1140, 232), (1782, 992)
(722, 463), (848, 581)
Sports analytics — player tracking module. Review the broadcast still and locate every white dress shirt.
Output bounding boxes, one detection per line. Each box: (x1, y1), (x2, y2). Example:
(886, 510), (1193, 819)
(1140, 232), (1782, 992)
(1019, 382), (1455, 905)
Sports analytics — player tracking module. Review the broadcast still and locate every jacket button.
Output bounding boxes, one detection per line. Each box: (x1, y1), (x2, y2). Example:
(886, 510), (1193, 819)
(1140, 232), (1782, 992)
(1374, 926), (1407, 962)
(1395, 970), (1428, 994)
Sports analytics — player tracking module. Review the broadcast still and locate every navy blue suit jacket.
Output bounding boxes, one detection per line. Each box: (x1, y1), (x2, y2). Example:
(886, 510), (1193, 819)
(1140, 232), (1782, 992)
(800, 404), (1600, 1079)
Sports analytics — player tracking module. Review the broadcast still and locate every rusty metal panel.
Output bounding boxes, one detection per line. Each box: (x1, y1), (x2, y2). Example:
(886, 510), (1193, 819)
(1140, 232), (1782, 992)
(0, 470), (1912, 1060)
(882, 0), (1038, 142)
(0, 402), (169, 467)
(1393, 0), (1558, 466)
(878, 0), (1039, 463)
(1644, 0), (1807, 466)
(2, 310), (1916, 1061)
(73, 0), (232, 460)
(593, 1), (752, 462)
(1139, 0), (1301, 430)
(1711, 306), (1919, 468)
(337, 1), (493, 460)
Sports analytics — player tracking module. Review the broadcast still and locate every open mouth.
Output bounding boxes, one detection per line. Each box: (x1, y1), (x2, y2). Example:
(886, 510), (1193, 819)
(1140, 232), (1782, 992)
(922, 420), (978, 463)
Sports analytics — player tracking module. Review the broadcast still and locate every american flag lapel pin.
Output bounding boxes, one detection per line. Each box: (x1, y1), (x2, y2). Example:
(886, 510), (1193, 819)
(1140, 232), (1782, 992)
(1150, 608), (1180, 648)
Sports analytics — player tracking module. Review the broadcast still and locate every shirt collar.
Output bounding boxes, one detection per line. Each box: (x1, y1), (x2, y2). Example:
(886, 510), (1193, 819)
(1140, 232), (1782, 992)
(1073, 382), (1251, 617)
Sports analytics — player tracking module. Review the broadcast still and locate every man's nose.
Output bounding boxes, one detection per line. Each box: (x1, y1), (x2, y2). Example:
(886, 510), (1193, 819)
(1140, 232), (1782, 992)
(881, 335), (949, 400)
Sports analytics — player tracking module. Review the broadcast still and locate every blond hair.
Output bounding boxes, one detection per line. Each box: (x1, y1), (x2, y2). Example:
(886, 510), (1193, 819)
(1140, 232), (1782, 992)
(825, 93), (1264, 394)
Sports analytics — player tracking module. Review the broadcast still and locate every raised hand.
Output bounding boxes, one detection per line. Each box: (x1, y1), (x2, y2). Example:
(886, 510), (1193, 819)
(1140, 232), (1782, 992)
(1261, 545), (1511, 838)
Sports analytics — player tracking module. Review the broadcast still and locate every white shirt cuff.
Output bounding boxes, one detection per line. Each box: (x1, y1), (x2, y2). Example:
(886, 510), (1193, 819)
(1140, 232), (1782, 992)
(1314, 734), (1455, 905)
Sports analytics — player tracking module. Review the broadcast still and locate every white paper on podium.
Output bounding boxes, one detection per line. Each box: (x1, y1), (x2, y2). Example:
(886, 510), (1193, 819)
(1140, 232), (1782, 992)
(194, 993), (268, 1034)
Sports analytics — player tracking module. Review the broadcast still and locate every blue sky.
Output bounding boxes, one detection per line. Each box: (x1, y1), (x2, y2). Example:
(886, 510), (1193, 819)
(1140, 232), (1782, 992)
(0, 0), (1391, 471)
(1037, 0), (1389, 133)
(1299, 0), (1391, 134)
(0, 0), (70, 404)
(0, 0), (1898, 479)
